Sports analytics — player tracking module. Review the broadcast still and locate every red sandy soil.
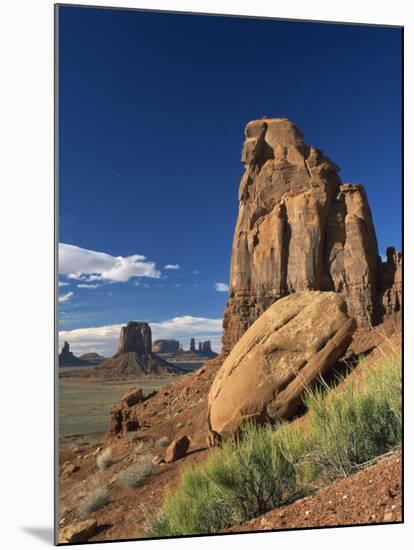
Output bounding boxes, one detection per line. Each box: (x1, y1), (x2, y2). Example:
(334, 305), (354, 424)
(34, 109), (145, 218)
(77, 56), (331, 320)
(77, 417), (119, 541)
(227, 449), (402, 533)
(58, 315), (402, 543)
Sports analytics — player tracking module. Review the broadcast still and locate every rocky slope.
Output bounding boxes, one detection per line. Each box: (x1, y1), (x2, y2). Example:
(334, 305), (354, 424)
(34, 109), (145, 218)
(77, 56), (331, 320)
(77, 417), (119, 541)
(227, 449), (402, 533)
(222, 118), (401, 352)
(58, 318), (401, 542)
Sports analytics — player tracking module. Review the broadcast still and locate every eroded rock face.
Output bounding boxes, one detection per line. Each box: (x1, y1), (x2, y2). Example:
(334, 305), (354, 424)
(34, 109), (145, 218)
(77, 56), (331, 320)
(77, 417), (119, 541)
(378, 247), (402, 317)
(208, 291), (356, 443)
(119, 321), (152, 354)
(222, 118), (396, 353)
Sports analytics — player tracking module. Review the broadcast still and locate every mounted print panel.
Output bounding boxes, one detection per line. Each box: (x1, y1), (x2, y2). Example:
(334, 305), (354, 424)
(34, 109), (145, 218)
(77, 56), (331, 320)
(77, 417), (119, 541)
(56, 4), (403, 545)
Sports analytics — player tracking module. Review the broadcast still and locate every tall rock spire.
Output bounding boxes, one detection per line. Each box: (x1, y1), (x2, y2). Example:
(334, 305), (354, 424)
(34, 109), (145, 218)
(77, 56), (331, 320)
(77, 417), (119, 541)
(222, 118), (400, 353)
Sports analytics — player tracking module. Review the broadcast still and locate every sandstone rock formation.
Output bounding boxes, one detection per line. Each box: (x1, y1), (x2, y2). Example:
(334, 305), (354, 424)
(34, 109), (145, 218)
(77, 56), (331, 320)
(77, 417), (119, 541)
(208, 291), (356, 443)
(222, 118), (401, 353)
(79, 352), (105, 360)
(108, 386), (158, 436)
(59, 519), (98, 544)
(79, 352), (105, 365)
(121, 387), (144, 407)
(95, 321), (180, 377)
(165, 435), (190, 463)
(201, 341), (213, 355)
(118, 321), (152, 354)
(189, 338), (196, 353)
(378, 247), (402, 318)
(59, 341), (92, 367)
(152, 339), (180, 353)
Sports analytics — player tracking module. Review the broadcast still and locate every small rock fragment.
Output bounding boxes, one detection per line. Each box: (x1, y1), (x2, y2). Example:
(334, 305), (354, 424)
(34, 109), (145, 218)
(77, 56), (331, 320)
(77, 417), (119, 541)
(165, 435), (190, 463)
(59, 518), (98, 544)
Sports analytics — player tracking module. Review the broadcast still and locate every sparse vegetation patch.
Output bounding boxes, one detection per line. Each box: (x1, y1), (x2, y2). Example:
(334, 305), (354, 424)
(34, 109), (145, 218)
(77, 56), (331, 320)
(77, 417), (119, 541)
(145, 348), (401, 537)
(79, 486), (109, 518)
(96, 448), (115, 471)
(116, 455), (153, 488)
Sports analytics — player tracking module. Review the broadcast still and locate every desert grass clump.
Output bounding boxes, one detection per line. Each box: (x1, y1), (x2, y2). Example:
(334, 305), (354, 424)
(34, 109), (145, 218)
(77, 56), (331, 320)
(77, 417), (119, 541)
(144, 462), (242, 536)
(144, 347), (401, 537)
(116, 455), (153, 488)
(304, 348), (402, 479)
(79, 486), (109, 518)
(145, 423), (301, 536)
(96, 448), (115, 471)
(207, 423), (300, 517)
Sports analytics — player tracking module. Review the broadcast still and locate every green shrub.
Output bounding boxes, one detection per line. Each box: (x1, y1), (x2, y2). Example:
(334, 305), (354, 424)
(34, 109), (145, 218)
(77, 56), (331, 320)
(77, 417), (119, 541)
(305, 348), (402, 478)
(145, 465), (241, 536)
(145, 423), (301, 536)
(144, 347), (401, 537)
(207, 423), (300, 516)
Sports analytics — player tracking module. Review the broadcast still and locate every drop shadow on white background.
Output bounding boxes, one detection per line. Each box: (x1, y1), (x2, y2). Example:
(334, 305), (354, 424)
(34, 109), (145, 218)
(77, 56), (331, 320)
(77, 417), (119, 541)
(20, 527), (54, 545)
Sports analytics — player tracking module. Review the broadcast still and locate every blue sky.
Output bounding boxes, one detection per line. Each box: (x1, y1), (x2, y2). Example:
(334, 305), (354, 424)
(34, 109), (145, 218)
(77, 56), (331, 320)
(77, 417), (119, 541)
(58, 6), (402, 355)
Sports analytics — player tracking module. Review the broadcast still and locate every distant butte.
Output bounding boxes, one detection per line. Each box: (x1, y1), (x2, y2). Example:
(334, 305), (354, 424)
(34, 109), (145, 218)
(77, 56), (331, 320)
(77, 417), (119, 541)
(58, 341), (92, 367)
(95, 321), (181, 377)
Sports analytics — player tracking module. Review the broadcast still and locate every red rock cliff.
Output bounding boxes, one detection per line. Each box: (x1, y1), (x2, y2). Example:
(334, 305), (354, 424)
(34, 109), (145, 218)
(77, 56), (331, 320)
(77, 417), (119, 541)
(222, 118), (400, 353)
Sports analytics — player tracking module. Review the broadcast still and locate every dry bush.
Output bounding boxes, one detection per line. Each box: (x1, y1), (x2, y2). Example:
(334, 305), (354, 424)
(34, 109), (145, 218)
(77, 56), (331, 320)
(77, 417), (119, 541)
(116, 455), (153, 488)
(79, 486), (109, 518)
(96, 448), (114, 471)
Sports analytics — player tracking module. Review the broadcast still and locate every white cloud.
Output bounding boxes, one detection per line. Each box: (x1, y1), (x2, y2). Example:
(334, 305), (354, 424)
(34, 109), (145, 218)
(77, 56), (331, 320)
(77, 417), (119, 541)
(192, 270), (200, 275)
(58, 281), (69, 287)
(59, 243), (160, 283)
(215, 282), (229, 292)
(164, 264), (180, 270)
(58, 315), (223, 356)
(77, 283), (101, 289)
(58, 291), (74, 303)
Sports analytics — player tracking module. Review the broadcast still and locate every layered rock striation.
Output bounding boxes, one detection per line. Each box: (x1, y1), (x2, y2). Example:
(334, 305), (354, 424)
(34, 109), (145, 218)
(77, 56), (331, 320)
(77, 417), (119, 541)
(222, 118), (401, 353)
(95, 321), (180, 377)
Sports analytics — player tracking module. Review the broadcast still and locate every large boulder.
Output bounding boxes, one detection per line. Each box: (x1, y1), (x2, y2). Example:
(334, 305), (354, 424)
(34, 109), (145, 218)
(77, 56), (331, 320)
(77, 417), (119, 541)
(222, 118), (399, 353)
(208, 291), (356, 443)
